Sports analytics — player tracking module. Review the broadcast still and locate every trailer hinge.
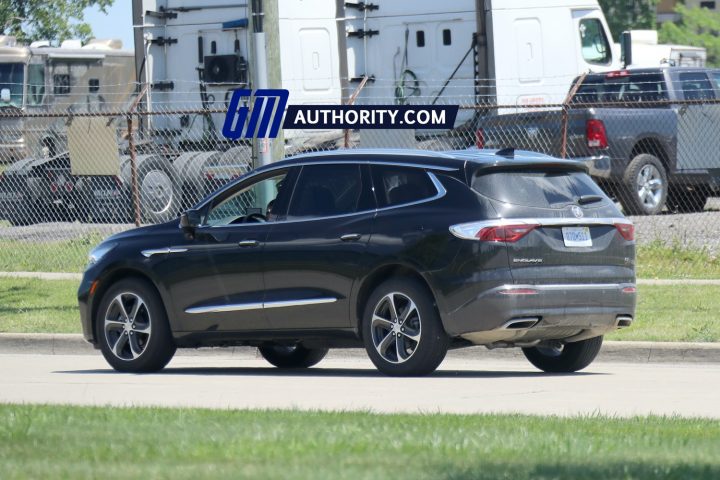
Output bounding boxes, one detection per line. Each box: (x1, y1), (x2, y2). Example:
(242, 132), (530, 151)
(151, 81), (175, 91)
(145, 7), (178, 20)
(350, 75), (375, 83)
(347, 29), (379, 39)
(150, 36), (178, 46)
(345, 2), (379, 11)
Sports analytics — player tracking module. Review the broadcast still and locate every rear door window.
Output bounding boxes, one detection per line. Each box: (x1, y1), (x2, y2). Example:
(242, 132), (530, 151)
(371, 165), (438, 208)
(472, 170), (606, 208)
(288, 164), (372, 218)
(679, 71), (715, 100)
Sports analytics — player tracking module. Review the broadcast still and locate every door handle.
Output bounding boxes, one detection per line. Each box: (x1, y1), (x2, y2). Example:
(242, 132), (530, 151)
(238, 239), (260, 247)
(340, 233), (362, 242)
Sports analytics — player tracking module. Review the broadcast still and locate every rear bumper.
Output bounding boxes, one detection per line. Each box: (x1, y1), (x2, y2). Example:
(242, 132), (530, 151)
(444, 282), (636, 345)
(577, 155), (612, 179)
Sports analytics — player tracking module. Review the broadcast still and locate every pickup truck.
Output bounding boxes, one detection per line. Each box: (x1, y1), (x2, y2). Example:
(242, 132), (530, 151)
(475, 67), (720, 215)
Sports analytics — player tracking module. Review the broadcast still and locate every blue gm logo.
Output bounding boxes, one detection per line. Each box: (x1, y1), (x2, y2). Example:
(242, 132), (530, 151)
(222, 89), (289, 140)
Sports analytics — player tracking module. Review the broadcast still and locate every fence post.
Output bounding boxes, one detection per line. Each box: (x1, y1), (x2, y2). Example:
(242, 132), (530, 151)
(560, 72), (587, 159)
(126, 115), (142, 227)
(344, 75), (370, 148)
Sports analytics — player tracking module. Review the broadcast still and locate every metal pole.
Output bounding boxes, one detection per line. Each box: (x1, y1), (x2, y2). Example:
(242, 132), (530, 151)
(126, 115), (142, 227)
(252, 0), (271, 169)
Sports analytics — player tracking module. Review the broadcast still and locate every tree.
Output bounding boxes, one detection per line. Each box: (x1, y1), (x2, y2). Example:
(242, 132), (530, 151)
(599, 0), (659, 41)
(0, 0), (114, 44)
(660, 4), (720, 67)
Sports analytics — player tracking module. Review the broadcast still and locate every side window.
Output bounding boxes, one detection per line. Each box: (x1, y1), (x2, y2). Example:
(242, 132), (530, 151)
(416, 30), (425, 47)
(53, 74), (71, 95)
(288, 164), (369, 218)
(205, 171), (289, 226)
(679, 72), (715, 100)
(579, 18), (611, 65)
(27, 64), (45, 106)
(372, 165), (437, 208)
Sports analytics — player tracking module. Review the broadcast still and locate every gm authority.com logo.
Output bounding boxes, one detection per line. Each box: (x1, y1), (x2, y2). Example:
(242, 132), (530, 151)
(222, 89), (459, 140)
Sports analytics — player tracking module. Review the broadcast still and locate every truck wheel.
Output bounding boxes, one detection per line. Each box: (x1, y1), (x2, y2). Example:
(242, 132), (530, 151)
(667, 186), (708, 213)
(619, 154), (668, 215)
(138, 157), (181, 223)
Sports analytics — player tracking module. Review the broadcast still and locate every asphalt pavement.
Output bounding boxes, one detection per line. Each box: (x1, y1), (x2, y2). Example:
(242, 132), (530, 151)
(2, 351), (718, 418)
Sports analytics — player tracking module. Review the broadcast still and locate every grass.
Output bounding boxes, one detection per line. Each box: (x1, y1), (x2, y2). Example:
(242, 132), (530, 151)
(0, 405), (719, 479)
(637, 241), (720, 279)
(0, 278), (718, 342)
(0, 238), (718, 277)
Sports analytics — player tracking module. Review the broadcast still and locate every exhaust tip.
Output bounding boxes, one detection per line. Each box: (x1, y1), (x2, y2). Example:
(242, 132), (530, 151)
(501, 317), (540, 330)
(616, 315), (633, 328)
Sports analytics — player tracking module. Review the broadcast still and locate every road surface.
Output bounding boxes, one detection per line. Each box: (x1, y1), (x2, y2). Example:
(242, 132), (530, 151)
(1, 350), (718, 418)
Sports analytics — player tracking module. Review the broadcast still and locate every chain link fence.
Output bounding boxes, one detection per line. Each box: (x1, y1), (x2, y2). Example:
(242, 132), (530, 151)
(1, 77), (719, 276)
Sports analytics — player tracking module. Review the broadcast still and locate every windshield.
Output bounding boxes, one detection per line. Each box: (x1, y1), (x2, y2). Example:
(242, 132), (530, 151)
(0, 63), (24, 107)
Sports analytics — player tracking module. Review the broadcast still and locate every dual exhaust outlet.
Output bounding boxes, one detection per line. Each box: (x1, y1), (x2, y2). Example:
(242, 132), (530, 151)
(499, 315), (634, 330)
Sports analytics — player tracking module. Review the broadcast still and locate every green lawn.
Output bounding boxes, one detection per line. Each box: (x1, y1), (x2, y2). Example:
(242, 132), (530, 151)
(0, 405), (718, 480)
(0, 238), (719, 278)
(0, 278), (718, 342)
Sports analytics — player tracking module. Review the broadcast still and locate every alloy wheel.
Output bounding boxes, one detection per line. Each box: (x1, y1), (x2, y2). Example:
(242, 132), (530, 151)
(636, 164), (663, 210)
(370, 292), (422, 364)
(104, 292), (152, 361)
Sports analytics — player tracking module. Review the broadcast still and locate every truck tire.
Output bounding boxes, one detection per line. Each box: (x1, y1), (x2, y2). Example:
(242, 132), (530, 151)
(619, 154), (668, 216)
(667, 186), (709, 213)
(137, 156), (182, 224)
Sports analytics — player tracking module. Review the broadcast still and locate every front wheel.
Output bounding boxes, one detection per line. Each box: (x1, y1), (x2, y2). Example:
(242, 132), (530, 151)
(95, 278), (176, 373)
(522, 336), (603, 373)
(362, 278), (449, 376)
(258, 344), (328, 369)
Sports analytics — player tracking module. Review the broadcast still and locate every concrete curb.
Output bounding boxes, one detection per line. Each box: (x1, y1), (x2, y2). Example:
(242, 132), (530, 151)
(1, 333), (718, 364)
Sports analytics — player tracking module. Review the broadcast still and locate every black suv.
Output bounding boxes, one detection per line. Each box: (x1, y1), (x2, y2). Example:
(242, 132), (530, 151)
(78, 149), (636, 376)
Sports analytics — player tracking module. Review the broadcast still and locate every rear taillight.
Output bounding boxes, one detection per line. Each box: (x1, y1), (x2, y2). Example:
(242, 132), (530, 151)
(450, 222), (539, 242)
(475, 128), (484, 149)
(614, 222), (634, 241)
(586, 119), (608, 149)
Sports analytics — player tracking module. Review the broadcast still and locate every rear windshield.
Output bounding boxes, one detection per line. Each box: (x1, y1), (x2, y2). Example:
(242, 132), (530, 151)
(572, 73), (668, 104)
(472, 170), (606, 208)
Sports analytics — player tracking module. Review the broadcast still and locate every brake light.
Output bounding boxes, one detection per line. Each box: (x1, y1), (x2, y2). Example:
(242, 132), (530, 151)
(586, 119), (608, 149)
(475, 128), (484, 149)
(477, 224), (538, 243)
(606, 70), (630, 78)
(614, 222), (634, 241)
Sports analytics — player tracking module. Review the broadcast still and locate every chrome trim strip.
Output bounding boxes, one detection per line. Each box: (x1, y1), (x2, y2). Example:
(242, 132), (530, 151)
(185, 296), (338, 314)
(497, 283), (635, 292)
(450, 217), (632, 240)
(185, 302), (264, 314)
(141, 247), (188, 258)
(263, 297), (338, 309)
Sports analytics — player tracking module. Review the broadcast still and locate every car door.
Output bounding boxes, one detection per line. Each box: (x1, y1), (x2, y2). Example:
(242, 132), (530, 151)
(161, 168), (295, 333)
(262, 163), (376, 329)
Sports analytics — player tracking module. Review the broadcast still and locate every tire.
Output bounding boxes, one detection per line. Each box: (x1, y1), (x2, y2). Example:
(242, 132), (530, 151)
(667, 186), (708, 213)
(95, 278), (176, 373)
(258, 344), (328, 369)
(522, 336), (603, 373)
(137, 156), (182, 223)
(618, 154), (668, 215)
(362, 277), (449, 376)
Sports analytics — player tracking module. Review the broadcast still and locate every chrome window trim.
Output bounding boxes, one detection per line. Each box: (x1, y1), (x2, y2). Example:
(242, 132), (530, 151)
(200, 167), (448, 228)
(141, 247), (188, 258)
(185, 296), (338, 314)
(449, 217), (632, 240)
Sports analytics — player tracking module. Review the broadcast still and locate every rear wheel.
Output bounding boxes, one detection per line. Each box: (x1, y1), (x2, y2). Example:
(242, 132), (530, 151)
(95, 278), (176, 373)
(522, 336), (603, 373)
(258, 344), (328, 369)
(619, 154), (667, 215)
(362, 278), (449, 376)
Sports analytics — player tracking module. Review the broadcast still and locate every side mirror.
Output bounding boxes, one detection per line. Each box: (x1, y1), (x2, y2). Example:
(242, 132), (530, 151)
(0, 88), (10, 102)
(620, 31), (632, 68)
(179, 209), (202, 232)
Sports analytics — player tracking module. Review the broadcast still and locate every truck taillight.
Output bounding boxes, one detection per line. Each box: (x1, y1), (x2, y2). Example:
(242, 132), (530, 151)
(586, 119), (608, 149)
(614, 222), (634, 241)
(450, 222), (539, 242)
(475, 128), (484, 149)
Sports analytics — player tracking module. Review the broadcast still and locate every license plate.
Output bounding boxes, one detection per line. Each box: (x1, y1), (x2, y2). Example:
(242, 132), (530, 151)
(562, 226), (592, 247)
